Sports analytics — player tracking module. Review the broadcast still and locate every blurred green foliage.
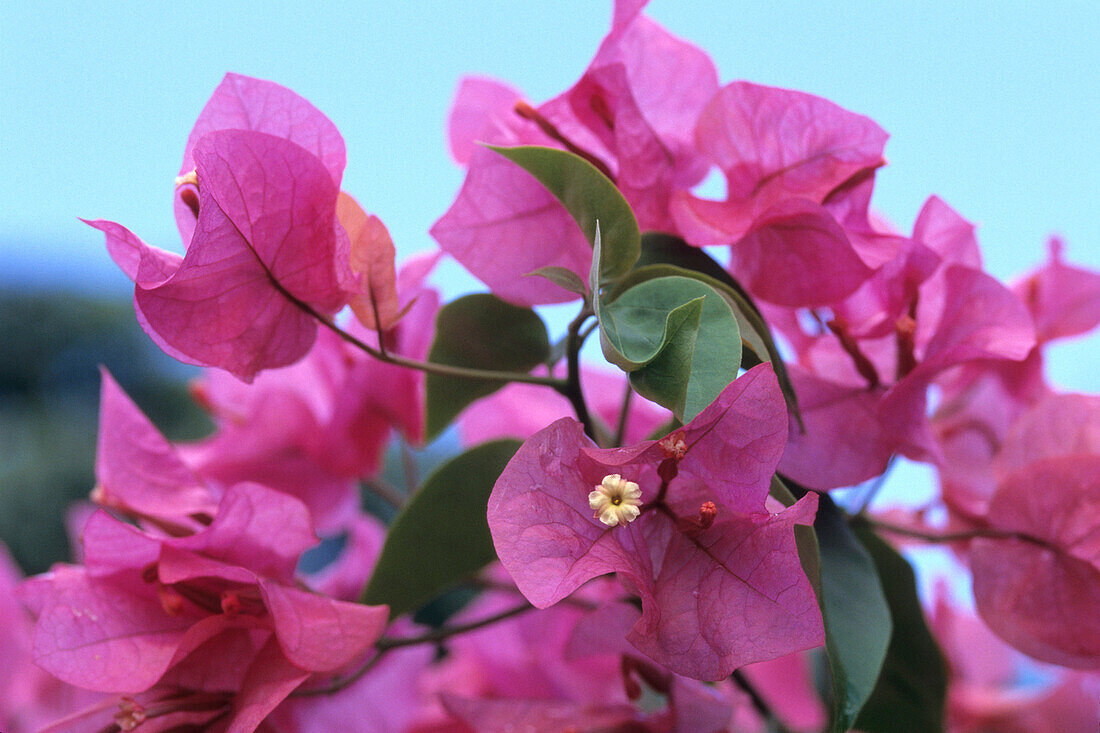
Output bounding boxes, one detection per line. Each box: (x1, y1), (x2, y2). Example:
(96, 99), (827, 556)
(0, 288), (210, 574)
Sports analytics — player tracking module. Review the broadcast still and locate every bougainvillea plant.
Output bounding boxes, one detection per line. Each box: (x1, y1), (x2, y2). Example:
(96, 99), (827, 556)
(7, 1), (1100, 731)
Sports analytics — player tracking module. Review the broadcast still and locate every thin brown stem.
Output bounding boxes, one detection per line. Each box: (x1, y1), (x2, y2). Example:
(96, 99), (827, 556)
(399, 436), (419, 492)
(731, 670), (792, 733)
(857, 516), (1037, 545)
(613, 380), (634, 447)
(290, 650), (389, 698)
(564, 305), (598, 442)
(361, 476), (405, 510)
(292, 601), (537, 699)
(377, 601), (534, 650)
(513, 100), (616, 181)
(296, 295), (564, 388)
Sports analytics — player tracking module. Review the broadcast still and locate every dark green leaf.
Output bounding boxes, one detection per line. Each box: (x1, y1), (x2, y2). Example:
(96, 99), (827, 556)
(600, 275), (740, 422)
(853, 525), (948, 733)
(627, 296), (704, 419)
(526, 266), (587, 297)
(489, 145), (640, 284)
(619, 235), (802, 427)
(771, 475), (824, 615)
(815, 495), (893, 733)
(361, 440), (521, 618)
(425, 294), (549, 440)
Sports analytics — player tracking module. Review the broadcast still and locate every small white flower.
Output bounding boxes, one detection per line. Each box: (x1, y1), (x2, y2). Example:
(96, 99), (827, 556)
(589, 474), (642, 527)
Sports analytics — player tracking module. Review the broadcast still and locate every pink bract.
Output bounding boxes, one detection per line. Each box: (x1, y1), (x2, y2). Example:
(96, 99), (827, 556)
(180, 255), (439, 531)
(777, 198), (1036, 489)
(174, 73), (346, 246)
(971, 455), (1100, 669)
(90, 128), (353, 381)
(670, 80), (887, 244)
(94, 368), (218, 531)
(432, 4), (718, 305)
(488, 365), (823, 680)
(458, 365), (670, 446)
(19, 483), (387, 697)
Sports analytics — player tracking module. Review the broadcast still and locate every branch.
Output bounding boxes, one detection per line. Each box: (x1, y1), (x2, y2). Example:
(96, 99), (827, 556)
(562, 305), (599, 442)
(291, 602), (536, 698)
(856, 516), (1039, 545)
(376, 601), (534, 651)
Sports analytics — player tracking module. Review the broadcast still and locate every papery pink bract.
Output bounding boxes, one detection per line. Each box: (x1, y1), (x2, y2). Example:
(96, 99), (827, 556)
(433, 4), (719, 305)
(777, 198), (1036, 489)
(488, 365), (823, 680)
(180, 255), (439, 530)
(430, 137), (596, 306)
(20, 483), (387, 699)
(94, 368), (217, 530)
(92, 128), (353, 381)
(971, 455), (1100, 669)
(993, 393), (1100, 478)
(1, 543), (96, 733)
(175, 73), (346, 246)
(446, 77), (526, 166)
(337, 192), (401, 331)
(267, 515), (433, 733)
(425, 575), (744, 732)
(728, 198), (873, 307)
(671, 81), (888, 246)
(1015, 237), (1100, 343)
(566, 8), (718, 232)
(741, 652), (828, 732)
(933, 590), (1100, 732)
(930, 238), (1100, 514)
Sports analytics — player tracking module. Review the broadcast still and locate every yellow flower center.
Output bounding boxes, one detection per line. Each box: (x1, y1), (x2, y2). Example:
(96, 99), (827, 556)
(589, 474), (642, 527)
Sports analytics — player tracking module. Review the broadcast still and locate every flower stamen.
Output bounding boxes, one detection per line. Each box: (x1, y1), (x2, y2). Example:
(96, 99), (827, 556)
(589, 474), (642, 527)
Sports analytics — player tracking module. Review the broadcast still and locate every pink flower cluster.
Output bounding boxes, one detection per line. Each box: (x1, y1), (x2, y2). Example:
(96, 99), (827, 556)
(7, 0), (1099, 730)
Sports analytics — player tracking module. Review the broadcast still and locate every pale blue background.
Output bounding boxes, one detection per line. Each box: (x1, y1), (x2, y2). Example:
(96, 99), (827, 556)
(3, 2), (1096, 388)
(1, 2), (1096, 400)
(1, 0), (1097, 604)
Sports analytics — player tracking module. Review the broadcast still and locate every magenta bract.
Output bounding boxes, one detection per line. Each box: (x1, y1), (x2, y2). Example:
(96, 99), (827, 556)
(488, 366), (823, 680)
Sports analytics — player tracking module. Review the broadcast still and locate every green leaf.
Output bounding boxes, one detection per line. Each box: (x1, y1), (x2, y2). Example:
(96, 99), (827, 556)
(621, 233), (802, 427)
(361, 440), (521, 618)
(425, 294), (550, 441)
(600, 275), (740, 422)
(525, 266), (587, 297)
(628, 297), (704, 419)
(770, 476), (824, 613)
(853, 525), (948, 733)
(489, 145), (640, 284)
(814, 495), (893, 733)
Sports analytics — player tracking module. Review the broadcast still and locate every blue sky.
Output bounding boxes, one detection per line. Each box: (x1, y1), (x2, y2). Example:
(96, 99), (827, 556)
(1, 1), (1096, 389)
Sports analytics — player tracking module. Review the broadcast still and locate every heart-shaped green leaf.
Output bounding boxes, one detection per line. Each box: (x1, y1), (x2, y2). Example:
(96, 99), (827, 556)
(600, 275), (740, 422)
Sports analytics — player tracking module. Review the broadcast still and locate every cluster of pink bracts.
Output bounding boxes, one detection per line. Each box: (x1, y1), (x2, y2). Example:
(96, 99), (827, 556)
(5, 0), (1100, 731)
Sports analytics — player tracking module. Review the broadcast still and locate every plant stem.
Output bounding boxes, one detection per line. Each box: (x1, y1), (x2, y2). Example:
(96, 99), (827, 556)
(856, 516), (1033, 544)
(613, 380), (633, 447)
(291, 601), (536, 698)
(279, 278), (565, 388)
(731, 670), (792, 733)
(290, 649), (389, 697)
(361, 476), (405, 510)
(377, 601), (534, 650)
(563, 305), (598, 442)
